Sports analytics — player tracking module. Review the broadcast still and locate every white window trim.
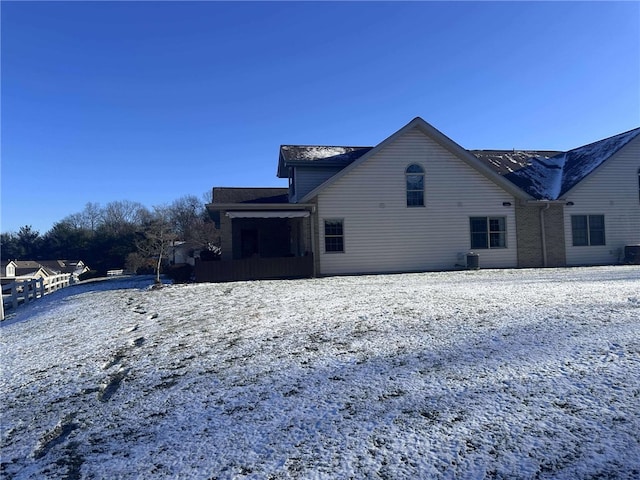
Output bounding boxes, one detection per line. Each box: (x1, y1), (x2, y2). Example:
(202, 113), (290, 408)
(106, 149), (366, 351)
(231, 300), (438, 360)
(571, 214), (606, 247)
(323, 218), (345, 254)
(469, 216), (507, 249)
(405, 164), (425, 207)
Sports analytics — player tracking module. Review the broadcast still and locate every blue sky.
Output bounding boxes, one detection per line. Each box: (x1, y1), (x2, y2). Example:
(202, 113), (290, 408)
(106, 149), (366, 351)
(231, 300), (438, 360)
(2, 1), (639, 235)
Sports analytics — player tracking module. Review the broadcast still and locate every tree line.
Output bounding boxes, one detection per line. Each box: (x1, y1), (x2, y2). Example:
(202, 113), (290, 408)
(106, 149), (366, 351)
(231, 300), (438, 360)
(1, 195), (220, 278)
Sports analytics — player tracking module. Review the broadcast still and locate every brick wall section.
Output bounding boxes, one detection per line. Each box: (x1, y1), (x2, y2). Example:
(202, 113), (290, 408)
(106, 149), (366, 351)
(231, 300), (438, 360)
(515, 204), (543, 267)
(515, 203), (566, 268)
(544, 204), (567, 267)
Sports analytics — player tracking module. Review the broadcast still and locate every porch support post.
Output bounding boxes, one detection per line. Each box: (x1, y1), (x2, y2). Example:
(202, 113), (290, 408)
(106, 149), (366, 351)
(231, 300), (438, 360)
(310, 215), (317, 277)
(220, 210), (233, 261)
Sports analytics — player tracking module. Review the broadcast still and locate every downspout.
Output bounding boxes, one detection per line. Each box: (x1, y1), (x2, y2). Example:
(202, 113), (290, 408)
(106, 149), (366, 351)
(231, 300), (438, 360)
(540, 202), (550, 267)
(309, 205), (317, 277)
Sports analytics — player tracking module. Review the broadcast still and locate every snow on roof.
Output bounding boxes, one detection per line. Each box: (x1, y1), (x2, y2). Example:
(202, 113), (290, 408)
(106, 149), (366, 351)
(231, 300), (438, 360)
(472, 127), (640, 199)
(277, 126), (640, 199)
(559, 127), (640, 196)
(280, 145), (373, 163)
(278, 145), (373, 178)
(471, 151), (560, 175)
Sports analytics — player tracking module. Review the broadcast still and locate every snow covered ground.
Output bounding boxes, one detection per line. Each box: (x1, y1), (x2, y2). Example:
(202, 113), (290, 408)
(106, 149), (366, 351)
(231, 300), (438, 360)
(1, 267), (639, 479)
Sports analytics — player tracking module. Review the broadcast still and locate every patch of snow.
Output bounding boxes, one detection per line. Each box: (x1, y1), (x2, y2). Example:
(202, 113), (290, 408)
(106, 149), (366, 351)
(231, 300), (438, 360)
(298, 146), (353, 160)
(537, 153), (566, 200)
(282, 146), (371, 163)
(1, 268), (640, 479)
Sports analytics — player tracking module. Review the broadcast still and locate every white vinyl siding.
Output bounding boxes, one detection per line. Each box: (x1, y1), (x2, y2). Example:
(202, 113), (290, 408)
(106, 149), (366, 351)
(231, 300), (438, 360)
(316, 128), (518, 275)
(292, 167), (342, 203)
(563, 136), (640, 265)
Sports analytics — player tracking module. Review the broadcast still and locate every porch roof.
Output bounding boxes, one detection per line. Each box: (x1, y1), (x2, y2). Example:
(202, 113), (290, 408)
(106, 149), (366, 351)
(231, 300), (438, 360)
(208, 202), (315, 212)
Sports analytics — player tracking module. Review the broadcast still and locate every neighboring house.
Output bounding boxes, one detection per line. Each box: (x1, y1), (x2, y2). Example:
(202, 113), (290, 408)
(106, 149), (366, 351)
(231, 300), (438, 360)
(38, 260), (90, 279)
(3, 260), (56, 281)
(2, 260), (90, 281)
(2, 261), (17, 278)
(168, 241), (204, 267)
(201, 117), (640, 282)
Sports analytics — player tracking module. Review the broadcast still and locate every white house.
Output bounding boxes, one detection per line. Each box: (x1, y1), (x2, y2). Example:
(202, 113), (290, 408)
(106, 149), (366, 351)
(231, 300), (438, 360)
(200, 117), (640, 282)
(296, 118), (529, 275)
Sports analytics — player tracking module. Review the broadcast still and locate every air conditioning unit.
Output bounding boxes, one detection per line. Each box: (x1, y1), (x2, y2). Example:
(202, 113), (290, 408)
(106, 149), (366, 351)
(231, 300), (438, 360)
(623, 245), (640, 265)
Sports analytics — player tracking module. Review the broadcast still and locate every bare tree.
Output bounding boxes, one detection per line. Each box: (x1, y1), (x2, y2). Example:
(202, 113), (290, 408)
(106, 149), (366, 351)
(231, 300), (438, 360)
(82, 202), (104, 232)
(103, 200), (148, 235)
(167, 194), (221, 256)
(136, 206), (177, 285)
(190, 219), (221, 255)
(168, 195), (203, 241)
(59, 212), (85, 230)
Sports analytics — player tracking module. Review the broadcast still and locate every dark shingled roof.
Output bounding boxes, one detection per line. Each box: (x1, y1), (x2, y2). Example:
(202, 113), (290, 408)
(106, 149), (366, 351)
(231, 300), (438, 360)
(278, 146), (373, 178)
(211, 187), (288, 204)
(38, 260), (85, 274)
(558, 127), (640, 197)
(471, 151), (561, 176)
(472, 127), (640, 199)
(471, 150), (562, 199)
(215, 124), (640, 204)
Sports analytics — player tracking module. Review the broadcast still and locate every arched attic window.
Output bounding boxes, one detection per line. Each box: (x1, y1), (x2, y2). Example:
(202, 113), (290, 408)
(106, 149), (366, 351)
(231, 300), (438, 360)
(406, 164), (425, 207)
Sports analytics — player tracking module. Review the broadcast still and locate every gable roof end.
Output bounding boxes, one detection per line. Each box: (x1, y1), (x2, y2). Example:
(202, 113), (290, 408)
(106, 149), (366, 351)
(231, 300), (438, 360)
(559, 127), (640, 197)
(299, 117), (533, 203)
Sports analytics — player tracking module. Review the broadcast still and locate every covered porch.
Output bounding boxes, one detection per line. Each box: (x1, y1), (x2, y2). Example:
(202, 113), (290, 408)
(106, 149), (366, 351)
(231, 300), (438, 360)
(196, 204), (316, 282)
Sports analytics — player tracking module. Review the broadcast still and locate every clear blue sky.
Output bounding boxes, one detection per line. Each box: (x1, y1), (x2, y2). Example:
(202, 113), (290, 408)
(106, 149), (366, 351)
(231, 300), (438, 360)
(2, 1), (639, 235)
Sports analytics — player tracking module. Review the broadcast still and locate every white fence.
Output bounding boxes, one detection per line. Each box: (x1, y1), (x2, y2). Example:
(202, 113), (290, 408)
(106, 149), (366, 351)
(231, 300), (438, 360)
(1, 274), (71, 321)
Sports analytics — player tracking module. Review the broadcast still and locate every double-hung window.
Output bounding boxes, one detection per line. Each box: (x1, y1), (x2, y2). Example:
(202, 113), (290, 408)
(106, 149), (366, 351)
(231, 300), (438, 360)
(571, 215), (605, 246)
(406, 164), (425, 207)
(470, 217), (507, 249)
(324, 219), (344, 253)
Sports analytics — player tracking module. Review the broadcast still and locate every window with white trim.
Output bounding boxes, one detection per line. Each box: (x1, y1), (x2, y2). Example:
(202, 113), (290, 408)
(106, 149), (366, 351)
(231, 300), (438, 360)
(571, 215), (605, 246)
(324, 219), (344, 253)
(406, 164), (425, 207)
(470, 217), (507, 249)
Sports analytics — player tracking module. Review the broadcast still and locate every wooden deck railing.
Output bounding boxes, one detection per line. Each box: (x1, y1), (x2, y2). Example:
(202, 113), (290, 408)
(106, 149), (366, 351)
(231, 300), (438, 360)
(1, 274), (72, 320)
(195, 255), (313, 283)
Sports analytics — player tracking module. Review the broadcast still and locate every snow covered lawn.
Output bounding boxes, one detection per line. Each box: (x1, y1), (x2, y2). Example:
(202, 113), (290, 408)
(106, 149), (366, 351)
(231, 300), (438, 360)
(1, 267), (639, 479)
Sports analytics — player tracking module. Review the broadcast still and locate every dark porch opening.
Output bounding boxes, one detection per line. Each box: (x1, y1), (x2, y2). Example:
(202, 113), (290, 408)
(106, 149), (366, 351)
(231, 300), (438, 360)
(234, 218), (294, 260)
(195, 209), (314, 282)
